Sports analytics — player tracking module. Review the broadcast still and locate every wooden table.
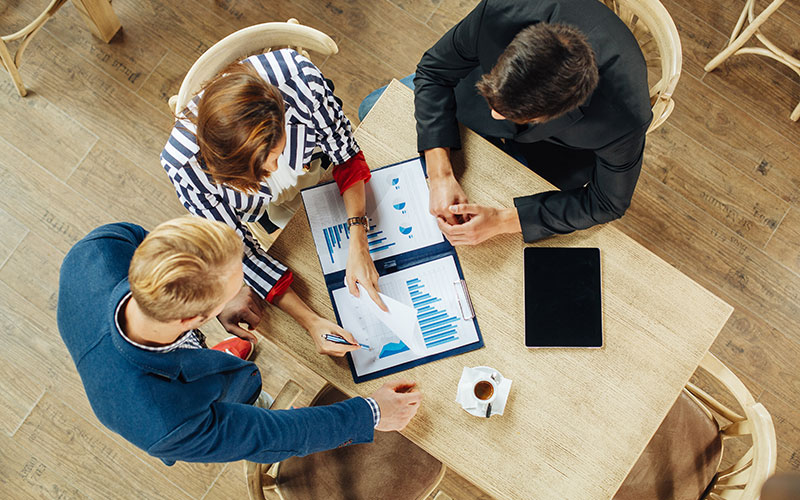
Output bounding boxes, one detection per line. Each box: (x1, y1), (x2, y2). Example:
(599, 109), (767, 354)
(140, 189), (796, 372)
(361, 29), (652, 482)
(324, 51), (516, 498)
(259, 80), (734, 500)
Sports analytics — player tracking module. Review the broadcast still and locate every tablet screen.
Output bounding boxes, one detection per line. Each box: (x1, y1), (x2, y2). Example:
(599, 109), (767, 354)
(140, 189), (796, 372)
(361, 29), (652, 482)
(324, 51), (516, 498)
(524, 247), (603, 348)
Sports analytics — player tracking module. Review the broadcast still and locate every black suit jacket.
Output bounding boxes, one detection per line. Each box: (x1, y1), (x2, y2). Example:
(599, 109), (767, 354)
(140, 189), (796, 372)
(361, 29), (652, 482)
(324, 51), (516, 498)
(414, 0), (652, 242)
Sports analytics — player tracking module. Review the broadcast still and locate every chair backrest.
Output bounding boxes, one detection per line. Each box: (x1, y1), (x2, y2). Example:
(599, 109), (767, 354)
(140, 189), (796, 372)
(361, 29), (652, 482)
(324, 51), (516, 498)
(687, 352), (777, 499)
(599, 0), (682, 133)
(168, 19), (338, 114)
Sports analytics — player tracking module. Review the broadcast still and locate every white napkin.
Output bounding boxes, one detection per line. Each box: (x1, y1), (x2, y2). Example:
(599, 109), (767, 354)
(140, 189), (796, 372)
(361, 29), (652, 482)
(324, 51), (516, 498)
(455, 366), (513, 417)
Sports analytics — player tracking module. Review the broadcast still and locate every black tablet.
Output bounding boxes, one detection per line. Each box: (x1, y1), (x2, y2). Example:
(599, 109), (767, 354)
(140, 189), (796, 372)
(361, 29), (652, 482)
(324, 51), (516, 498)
(524, 247), (603, 348)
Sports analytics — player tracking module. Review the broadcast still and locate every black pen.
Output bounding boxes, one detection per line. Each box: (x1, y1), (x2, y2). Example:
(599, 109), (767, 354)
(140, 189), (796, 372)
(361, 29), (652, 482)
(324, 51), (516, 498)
(323, 333), (370, 349)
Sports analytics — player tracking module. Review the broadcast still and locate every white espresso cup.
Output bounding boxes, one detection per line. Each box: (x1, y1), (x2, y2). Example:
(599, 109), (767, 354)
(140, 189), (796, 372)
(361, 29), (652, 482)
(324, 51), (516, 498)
(472, 376), (498, 405)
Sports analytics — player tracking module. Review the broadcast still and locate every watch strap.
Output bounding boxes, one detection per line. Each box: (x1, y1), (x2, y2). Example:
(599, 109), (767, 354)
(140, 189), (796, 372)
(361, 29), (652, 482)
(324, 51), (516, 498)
(346, 216), (369, 231)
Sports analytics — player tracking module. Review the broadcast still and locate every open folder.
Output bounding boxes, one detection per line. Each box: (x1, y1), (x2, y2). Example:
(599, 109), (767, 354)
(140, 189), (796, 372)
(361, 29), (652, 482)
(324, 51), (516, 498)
(301, 157), (484, 382)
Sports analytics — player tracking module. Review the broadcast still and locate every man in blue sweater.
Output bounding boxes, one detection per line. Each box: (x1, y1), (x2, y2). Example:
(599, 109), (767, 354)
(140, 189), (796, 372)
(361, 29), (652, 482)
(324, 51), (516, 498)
(57, 216), (421, 465)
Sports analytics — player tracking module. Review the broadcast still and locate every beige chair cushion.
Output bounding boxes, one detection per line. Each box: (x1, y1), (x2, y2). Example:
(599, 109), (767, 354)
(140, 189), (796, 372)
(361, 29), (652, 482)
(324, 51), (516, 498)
(614, 391), (722, 500)
(276, 385), (444, 500)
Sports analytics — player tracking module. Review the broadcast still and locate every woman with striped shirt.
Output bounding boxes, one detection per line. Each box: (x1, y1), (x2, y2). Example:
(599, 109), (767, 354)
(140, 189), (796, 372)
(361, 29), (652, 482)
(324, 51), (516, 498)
(161, 49), (385, 356)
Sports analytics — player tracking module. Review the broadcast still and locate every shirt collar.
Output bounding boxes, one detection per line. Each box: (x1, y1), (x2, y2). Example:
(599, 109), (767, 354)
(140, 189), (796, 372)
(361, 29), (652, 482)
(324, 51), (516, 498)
(107, 279), (251, 381)
(114, 292), (198, 353)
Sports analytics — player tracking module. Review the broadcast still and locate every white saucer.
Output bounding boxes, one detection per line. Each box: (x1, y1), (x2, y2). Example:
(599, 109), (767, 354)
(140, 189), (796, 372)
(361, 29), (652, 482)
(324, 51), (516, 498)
(456, 366), (512, 418)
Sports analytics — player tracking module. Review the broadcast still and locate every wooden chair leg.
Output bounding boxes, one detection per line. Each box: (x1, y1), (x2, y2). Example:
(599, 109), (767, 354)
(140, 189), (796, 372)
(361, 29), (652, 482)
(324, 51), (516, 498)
(704, 0), (787, 72)
(0, 39), (26, 97)
(70, 0), (121, 43)
(245, 461), (280, 500)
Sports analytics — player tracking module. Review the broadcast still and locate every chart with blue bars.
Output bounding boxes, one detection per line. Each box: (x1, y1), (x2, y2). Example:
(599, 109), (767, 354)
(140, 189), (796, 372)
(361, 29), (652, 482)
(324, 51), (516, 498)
(379, 276), (461, 358)
(322, 223), (398, 264)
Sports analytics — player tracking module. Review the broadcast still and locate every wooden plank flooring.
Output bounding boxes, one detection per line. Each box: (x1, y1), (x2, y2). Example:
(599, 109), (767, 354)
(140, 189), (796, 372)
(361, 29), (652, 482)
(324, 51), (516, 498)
(0, 0), (798, 497)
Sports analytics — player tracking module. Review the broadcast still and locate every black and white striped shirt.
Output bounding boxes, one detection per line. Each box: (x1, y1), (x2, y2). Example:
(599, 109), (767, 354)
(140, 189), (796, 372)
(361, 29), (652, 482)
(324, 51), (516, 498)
(161, 49), (361, 299)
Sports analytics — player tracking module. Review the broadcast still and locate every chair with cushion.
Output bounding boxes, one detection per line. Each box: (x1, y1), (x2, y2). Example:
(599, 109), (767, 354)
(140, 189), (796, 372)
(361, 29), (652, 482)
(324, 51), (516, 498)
(599, 0), (683, 134)
(246, 383), (446, 500)
(615, 352), (777, 500)
(167, 19), (339, 249)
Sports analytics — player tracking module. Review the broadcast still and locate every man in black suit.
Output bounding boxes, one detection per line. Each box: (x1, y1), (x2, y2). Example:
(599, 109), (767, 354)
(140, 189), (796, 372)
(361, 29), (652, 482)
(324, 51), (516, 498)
(414, 0), (652, 244)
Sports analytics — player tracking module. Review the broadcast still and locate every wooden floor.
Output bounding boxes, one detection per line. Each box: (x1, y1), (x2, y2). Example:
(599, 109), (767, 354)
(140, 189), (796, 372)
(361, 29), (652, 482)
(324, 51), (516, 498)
(0, 0), (798, 498)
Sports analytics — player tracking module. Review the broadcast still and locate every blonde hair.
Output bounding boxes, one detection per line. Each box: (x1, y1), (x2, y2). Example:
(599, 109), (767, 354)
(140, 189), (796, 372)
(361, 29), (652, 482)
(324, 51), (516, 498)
(129, 216), (243, 322)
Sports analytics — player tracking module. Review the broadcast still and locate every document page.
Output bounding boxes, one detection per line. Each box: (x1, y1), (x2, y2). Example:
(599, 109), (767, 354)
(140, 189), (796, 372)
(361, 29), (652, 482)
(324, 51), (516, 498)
(302, 158), (444, 275)
(332, 255), (480, 378)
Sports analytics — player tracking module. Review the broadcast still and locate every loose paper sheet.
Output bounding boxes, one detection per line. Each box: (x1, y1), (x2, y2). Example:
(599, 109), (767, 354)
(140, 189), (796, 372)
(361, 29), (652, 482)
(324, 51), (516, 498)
(333, 256), (480, 378)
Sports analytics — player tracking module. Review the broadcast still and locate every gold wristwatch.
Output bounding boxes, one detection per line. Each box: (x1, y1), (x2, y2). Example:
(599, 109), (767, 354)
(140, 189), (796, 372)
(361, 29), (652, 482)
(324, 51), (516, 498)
(346, 216), (369, 231)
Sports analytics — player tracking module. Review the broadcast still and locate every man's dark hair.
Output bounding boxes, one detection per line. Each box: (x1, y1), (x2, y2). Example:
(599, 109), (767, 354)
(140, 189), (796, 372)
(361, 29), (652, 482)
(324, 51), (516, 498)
(476, 23), (599, 122)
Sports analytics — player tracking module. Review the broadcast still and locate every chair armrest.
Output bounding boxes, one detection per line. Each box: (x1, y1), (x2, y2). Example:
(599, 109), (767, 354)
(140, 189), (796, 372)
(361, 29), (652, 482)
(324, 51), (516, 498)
(246, 379), (304, 500)
(269, 379), (303, 410)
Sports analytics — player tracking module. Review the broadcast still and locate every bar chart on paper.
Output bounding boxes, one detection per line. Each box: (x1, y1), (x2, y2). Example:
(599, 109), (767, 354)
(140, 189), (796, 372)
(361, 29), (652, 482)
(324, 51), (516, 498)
(320, 223), (399, 265)
(379, 276), (461, 358)
(303, 158), (443, 274)
(334, 255), (480, 378)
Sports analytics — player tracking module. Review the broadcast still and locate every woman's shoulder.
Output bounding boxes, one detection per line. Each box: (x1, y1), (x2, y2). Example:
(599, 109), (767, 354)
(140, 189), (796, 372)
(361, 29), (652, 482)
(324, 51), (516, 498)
(161, 119), (200, 170)
(243, 49), (323, 93)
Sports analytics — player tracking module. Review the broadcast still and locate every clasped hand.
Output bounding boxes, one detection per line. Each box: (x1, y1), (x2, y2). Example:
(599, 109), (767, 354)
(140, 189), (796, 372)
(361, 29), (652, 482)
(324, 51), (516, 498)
(429, 176), (518, 246)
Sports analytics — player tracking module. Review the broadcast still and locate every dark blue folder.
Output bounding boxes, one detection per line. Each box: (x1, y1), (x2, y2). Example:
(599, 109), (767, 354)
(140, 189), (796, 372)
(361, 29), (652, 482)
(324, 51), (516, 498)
(302, 157), (484, 383)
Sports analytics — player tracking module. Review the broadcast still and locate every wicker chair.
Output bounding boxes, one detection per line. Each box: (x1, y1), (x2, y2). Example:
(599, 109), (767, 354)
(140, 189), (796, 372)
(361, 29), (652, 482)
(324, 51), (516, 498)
(1, 0), (120, 96)
(703, 0), (799, 122)
(615, 352), (777, 500)
(599, 0), (683, 133)
(248, 381), (446, 500)
(167, 19), (339, 248)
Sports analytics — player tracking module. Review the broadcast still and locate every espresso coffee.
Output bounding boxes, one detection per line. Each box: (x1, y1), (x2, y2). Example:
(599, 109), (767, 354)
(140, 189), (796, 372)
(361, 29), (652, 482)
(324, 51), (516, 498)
(474, 380), (494, 401)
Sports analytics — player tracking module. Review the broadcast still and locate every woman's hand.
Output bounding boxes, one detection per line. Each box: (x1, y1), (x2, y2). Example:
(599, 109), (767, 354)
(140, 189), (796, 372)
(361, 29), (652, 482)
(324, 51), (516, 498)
(272, 286), (362, 357)
(307, 316), (362, 357)
(346, 227), (388, 311)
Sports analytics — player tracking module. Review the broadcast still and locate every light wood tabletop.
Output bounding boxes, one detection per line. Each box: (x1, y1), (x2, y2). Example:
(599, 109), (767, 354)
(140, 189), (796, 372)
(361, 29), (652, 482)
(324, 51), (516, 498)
(258, 80), (734, 500)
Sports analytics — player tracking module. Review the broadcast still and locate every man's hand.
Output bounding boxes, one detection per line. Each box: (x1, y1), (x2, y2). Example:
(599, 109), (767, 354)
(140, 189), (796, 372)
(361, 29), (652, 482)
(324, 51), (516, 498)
(217, 285), (263, 343)
(346, 233), (387, 311)
(370, 380), (423, 431)
(307, 316), (361, 357)
(425, 147), (469, 225)
(429, 174), (470, 225)
(437, 204), (522, 246)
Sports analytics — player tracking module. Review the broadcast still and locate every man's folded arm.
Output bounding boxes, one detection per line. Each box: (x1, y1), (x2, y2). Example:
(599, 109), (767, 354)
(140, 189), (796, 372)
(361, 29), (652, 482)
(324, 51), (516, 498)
(414, 0), (488, 152)
(147, 397), (375, 464)
(513, 126), (647, 242)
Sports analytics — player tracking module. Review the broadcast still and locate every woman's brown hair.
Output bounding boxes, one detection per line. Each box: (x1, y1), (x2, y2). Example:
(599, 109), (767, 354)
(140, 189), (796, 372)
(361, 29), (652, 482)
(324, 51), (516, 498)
(193, 62), (285, 193)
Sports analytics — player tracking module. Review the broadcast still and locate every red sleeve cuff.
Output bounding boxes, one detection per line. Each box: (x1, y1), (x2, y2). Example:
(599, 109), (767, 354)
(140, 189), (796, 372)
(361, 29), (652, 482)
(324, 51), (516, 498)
(331, 151), (371, 194)
(266, 271), (294, 304)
